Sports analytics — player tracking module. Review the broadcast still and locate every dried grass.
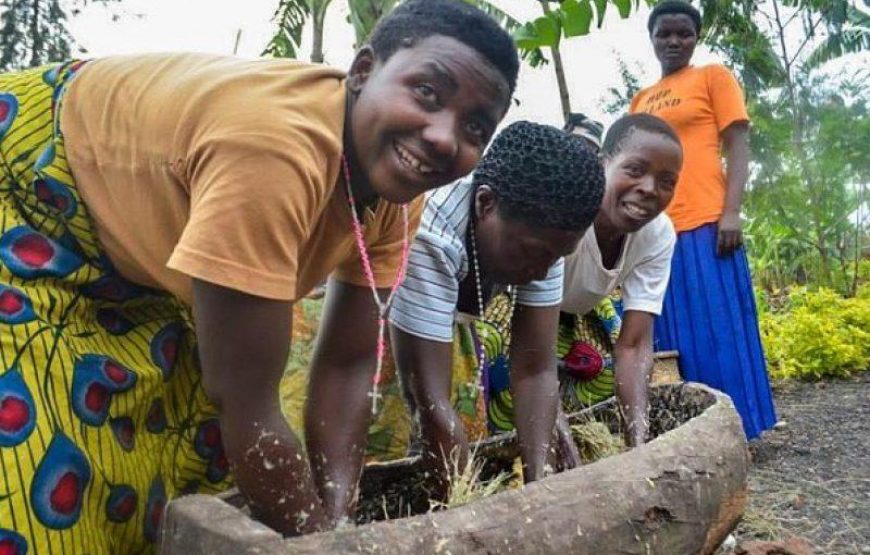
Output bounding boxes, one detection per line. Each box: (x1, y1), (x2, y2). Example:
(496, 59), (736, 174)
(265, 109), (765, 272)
(430, 448), (512, 511)
(571, 420), (626, 463)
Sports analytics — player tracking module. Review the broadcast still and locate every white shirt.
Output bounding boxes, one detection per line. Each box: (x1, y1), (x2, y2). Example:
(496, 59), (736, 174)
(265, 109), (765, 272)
(561, 213), (675, 316)
(390, 177), (564, 343)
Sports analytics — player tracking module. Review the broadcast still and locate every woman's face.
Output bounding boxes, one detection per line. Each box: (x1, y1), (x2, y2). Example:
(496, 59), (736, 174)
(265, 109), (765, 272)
(600, 129), (682, 233)
(348, 35), (511, 204)
(474, 187), (582, 286)
(651, 14), (698, 75)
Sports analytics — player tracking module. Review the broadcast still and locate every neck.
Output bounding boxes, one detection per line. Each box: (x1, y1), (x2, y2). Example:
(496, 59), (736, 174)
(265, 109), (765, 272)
(661, 63), (688, 78)
(342, 94), (378, 207)
(594, 213), (624, 245)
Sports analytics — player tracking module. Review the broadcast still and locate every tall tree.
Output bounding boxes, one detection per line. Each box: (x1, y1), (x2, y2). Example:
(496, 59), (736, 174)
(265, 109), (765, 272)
(0, 0), (121, 70)
(693, 0), (870, 292)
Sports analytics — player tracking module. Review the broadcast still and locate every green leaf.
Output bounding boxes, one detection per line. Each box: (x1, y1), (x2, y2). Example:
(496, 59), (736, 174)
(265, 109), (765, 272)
(593, 0), (608, 28)
(537, 13), (562, 46)
(561, 0), (593, 37)
(463, 0), (547, 68)
(514, 22), (543, 50)
(612, 0), (632, 18)
(513, 14), (561, 49)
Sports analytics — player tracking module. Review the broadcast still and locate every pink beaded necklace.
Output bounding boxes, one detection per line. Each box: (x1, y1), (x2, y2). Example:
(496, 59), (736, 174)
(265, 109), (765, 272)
(342, 154), (411, 414)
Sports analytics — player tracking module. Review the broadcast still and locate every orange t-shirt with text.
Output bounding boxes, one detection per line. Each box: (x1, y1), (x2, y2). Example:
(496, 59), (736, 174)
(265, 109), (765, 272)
(61, 53), (421, 305)
(630, 64), (749, 232)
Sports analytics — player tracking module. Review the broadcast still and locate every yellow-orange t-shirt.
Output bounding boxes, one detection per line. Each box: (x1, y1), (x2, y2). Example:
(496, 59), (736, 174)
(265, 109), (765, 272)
(61, 53), (421, 305)
(630, 64), (749, 232)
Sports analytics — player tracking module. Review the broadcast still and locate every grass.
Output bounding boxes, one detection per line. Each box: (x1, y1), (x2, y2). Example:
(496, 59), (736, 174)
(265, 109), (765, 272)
(430, 448), (513, 511)
(571, 420), (626, 463)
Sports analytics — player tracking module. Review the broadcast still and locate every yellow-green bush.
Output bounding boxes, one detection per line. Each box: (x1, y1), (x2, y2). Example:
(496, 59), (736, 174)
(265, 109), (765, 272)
(759, 285), (870, 380)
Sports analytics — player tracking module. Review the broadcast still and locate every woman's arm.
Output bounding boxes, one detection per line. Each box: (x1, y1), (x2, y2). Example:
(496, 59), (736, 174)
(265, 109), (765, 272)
(718, 121), (750, 256)
(613, 310), (655, 447)
(305, 278), (388, 525)
(193, 279), (328, 536)
(390, 324), (464, 497)
(509, 304), (561, 482)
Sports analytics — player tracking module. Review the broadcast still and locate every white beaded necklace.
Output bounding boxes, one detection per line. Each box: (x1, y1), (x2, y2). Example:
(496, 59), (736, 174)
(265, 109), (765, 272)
(468, 220), (517, 388)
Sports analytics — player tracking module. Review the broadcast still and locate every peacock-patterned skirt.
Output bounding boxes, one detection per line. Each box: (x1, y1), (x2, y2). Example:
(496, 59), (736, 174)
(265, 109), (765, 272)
(0, 62), (229, 555)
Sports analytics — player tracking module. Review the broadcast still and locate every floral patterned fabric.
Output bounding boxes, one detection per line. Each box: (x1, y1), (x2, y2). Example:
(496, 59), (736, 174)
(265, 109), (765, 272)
(485, 293), (623, 433)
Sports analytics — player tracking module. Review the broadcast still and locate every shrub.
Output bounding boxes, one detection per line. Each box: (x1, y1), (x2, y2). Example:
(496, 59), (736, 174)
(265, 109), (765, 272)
(760, 286), (870, 380)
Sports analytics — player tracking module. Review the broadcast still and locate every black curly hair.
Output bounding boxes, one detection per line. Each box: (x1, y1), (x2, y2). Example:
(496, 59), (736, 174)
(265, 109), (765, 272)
(472, 121), (604, 232)
(647, 1), (702, 35)
(369, 0), (520, 95)
(600, 113), (682, 159)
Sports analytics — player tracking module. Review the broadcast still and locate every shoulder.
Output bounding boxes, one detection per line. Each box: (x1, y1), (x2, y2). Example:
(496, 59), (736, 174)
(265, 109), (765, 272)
(420, 176), (475, 239)
(699, 63), (741, 87)
(700, 63), (735, 76)
(631, 214), (676, 253)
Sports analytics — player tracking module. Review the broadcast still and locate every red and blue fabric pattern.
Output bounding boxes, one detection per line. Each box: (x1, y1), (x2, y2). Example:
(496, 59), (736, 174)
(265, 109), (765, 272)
(0, 285), (36, 325)
(0, 93), (18, 139)
(30, 432), (91, 529)
(71, 355), (137, 426)
(151, 322), (183, 380)
(109, 416), (136, 452)
(0, 369), (37, 447)
(105, 484), (138, 524)
(0, 226), (83, 279)
(0, 528), (28, 555)
(143, 476), (166, 543)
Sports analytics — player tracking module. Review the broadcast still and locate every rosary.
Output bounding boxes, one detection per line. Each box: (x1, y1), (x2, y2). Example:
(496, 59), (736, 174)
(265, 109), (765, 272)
(468, 220), (517, 393)
(341, 155), (410, 414)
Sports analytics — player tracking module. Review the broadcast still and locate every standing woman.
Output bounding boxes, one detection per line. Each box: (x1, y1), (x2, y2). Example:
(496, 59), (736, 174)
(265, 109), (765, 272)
(630, 0), (776, 439)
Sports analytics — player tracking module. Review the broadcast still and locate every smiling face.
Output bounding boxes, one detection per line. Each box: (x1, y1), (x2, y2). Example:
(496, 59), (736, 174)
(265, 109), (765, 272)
(473, 187), (581, 286)
(651, 13), (698, 76)
(347, 35), (511, 204)
(599, 129), (683, 234)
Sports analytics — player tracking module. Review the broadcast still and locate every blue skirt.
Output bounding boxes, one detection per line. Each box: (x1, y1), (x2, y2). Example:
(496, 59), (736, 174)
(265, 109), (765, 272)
(653, 223), (777, 439)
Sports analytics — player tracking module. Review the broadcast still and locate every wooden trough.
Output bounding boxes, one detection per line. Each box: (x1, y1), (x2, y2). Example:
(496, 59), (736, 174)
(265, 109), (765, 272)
(160, 383), (749, 555)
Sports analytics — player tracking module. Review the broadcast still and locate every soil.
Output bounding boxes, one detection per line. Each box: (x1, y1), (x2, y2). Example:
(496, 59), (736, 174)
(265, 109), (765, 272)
(354, 384), (711, 524)
(731, 373), (870, 555)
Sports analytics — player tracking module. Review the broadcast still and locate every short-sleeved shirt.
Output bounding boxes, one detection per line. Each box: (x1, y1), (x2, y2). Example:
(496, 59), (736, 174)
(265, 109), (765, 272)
(61, 53), (421, 304)
(561, 214), (675, 316)
(389, 177), (564, 343)
(630, 64), (749, 232)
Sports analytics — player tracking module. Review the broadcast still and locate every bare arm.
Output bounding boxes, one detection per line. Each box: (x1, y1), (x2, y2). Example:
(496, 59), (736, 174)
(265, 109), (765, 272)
(718, 121), (750, 256)
(509, 304), (561, 482)
(193, 279), (327, 536)
(389, 324), (464, 498)
(305, 278), (384, 525)
(613, 310), (655, 447)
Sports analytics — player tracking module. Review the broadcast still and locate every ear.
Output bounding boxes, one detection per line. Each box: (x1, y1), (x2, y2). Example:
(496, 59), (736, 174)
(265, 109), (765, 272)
(474, 185), (499, 221)
(347, 46), (376, 94)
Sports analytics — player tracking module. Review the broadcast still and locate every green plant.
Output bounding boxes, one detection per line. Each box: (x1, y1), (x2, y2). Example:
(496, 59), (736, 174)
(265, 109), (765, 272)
(760, 287), (870, 380)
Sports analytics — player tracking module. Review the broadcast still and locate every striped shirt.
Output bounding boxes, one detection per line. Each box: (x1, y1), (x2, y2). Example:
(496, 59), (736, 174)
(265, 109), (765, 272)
(389, 177), (564, 343)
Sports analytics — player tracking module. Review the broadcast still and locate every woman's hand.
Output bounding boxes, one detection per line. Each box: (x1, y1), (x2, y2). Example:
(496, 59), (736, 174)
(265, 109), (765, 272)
(550, 408), (581, 472)
(717, 210), (743, 256)
(193, 279), (328, 536)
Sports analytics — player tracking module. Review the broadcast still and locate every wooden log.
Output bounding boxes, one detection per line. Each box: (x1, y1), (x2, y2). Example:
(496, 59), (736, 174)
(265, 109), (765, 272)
(160, 383), (749, 554)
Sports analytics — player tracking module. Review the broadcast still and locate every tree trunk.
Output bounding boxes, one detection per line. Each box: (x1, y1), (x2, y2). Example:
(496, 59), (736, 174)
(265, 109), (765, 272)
(29, 0), (40, 68)
(538, 0), (571, 123)
(311, 6), (326, 63)
(161, 384), (749, 555)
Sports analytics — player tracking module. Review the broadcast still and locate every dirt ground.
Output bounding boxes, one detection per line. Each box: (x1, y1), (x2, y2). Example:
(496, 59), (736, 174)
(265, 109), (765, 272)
(731, 373), (870, 554)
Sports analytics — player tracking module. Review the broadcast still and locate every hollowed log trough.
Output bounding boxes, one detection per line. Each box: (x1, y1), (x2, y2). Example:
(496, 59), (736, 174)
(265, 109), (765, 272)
(160, 383), (749, 554)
